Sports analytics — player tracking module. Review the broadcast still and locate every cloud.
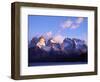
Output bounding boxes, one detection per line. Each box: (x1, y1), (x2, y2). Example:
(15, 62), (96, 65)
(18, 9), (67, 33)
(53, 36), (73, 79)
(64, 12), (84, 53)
(52, 35), (65, 44)
(44, 31), (52, 39)
(71, 23), (80, 29)
(71, 17), (84, 29)
(76, 17), (84, 24)
(60, 17), (84, 29)
(46, 31), (52, 37)
(61, 19), (73, 29)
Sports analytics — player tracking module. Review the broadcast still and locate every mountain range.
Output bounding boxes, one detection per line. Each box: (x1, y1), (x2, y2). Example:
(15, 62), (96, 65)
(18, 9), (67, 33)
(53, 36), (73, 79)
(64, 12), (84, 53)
(29, 37), (87, 54)
(28, 36), (88, 65)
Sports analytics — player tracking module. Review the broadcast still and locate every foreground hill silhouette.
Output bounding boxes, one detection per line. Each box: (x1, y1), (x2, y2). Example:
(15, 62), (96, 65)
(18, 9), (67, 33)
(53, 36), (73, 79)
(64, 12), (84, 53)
(28, 36), (88, 66)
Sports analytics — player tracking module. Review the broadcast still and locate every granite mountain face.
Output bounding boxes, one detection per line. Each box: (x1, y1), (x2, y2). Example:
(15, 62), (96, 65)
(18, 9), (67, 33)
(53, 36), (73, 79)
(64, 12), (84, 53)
(29, 36), (87, 54)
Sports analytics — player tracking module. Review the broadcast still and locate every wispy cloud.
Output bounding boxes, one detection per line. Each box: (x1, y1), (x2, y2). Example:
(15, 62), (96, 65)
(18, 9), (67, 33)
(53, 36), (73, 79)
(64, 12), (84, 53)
(60, 17), (84, 29)
(76, 17), (84, 24)
(61, 19), (73, 29)
(46, 31), (52, 37)
(44, 31), (52, 39)
(71, 23), (80, 29)
(52, 35), (65, 44)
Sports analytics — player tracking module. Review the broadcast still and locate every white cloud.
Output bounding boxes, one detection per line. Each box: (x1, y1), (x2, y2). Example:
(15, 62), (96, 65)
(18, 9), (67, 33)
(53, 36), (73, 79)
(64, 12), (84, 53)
(52, 35), (65, 44)
(46, 31), (52, 37)
(60, 17), (84, 30)
(76, 17), (84, 24)
(71, 24), (80, 29)
(61, 19), (73, 29)
(71, 17), (84, 29)
(44, 31), (52, 39)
